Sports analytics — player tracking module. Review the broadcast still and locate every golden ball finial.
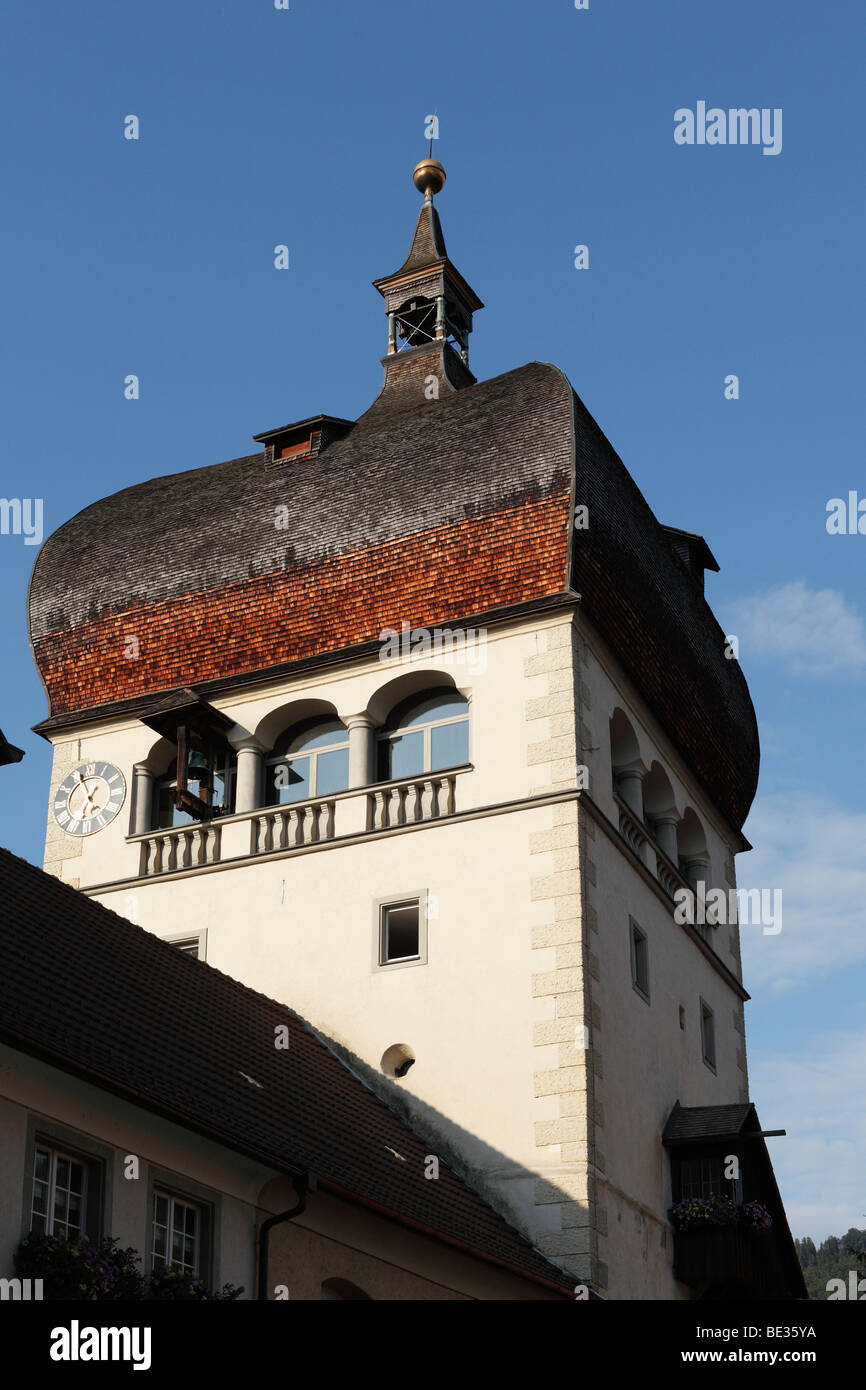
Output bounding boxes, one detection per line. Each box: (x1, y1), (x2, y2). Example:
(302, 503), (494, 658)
(413, 158), (446, 197)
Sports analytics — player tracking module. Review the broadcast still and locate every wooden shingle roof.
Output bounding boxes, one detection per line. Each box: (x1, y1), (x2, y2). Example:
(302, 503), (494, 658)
(28, 359), (759, 829)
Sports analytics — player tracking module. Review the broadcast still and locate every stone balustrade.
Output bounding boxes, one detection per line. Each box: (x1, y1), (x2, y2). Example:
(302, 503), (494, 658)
(137, 823), (222, 877)
(130, 770), (462, 878)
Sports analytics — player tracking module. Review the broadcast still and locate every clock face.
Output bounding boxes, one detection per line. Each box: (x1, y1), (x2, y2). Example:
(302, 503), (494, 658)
(53, 761), (127, 836)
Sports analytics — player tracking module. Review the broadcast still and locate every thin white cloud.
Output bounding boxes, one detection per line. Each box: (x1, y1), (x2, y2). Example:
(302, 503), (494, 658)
(739, 794), (866, 991)
(750, 1028), (866, 1243)
(724, 580), (866, 676)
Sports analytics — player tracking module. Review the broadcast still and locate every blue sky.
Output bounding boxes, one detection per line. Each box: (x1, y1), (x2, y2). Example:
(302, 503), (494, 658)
(1, 1), (863, 1244)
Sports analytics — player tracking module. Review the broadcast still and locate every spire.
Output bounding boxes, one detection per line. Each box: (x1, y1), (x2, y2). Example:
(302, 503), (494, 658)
(393, 197), (448, 277)
(362, 155), (483, 421)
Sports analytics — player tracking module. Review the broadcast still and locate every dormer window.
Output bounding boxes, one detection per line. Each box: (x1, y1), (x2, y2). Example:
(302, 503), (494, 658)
(661, 526), (720, 594)
(252, 415), (354, 465)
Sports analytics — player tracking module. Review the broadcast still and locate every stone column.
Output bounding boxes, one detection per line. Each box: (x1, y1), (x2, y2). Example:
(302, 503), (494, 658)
(686, 856), (711, 894)
(132, 764), (155, 836)
(345, 714), (375, 788)
(234, 739), (265, 814)
(615, 768), (644, 821)
(654, 814), (680, 864)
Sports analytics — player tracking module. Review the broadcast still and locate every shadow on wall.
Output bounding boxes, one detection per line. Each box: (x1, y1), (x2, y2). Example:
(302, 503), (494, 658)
(256, 1026), (599, 1302)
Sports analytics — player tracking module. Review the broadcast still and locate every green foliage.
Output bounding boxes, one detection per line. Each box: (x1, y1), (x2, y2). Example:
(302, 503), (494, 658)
(148, 1267), (244, 1301)
(15, 1232), (146, 1301)
(14, 1232), (244, 1301)
(795, 1227), (866, 1300)
(669, 1196), (773, 1232)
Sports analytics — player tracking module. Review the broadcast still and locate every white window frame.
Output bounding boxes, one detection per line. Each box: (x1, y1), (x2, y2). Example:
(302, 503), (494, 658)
(164, 930), (207, 960)
(372, 892), (429, 972)
(31, 1144), (88, 1239)
(151, 1189), (203, 1276)
(377, 701), (470, 781)
(265, 725), (350, 804)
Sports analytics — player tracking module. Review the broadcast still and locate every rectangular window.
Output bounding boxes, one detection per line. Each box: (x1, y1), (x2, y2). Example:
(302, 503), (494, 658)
(677, 1154), (743, 1204)
(173, 937), (201, 958)
(373, 892), (429, 972)
(630, 919), (649, 1000)
(164, 930), (206, 959)
(315, 746), (350, 796)
(151, 1190), (202, 1275)
(680, 1156), (723, 1199)
(278, 755), (311, 804)
(700, 999), (716, 1070)
(381, 901), (420, 964)
(387, 731), (425, 781)
(430, 720), (469, 771)
(31, 1145), (88, 1239)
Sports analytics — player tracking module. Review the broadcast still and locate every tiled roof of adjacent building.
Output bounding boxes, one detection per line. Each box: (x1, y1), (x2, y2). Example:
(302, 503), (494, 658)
(28, 358), (759, 829)
(0, 847), (574, 1294)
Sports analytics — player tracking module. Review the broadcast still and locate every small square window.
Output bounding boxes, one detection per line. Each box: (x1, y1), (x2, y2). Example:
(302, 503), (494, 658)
(630, 919), (649, 1001)
(381, 902), (420, 963)
(165, 931), (206, 959)
(373, 894), (429, 971)
(700, 999), (716, 1070)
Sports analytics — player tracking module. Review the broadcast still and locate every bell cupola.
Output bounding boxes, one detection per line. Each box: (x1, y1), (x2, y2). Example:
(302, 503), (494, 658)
(362, 157), (484, 419)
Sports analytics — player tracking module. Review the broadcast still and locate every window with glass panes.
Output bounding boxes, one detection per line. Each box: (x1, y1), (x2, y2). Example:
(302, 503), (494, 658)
(380, 900), (421, 963)
(630, 920), (649, 1000)
(677, 1154), (742, 1204)
(377, 691), (469, 781)
(31, 1146), (87, 1238)
(265, 718), (350, 805)
(171, 937), (201, 957)
(700, 999), (716, 1069)
(151, 1191), (201, 1274)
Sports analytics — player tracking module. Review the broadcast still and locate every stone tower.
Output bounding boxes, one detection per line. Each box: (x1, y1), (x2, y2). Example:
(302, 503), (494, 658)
(28, 159), (804, 1300)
